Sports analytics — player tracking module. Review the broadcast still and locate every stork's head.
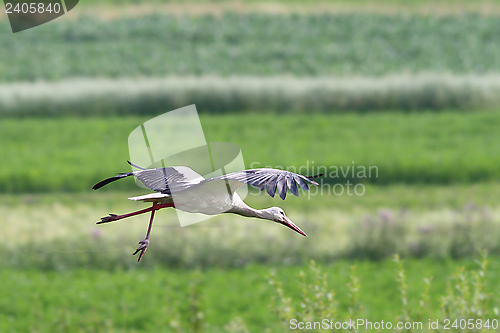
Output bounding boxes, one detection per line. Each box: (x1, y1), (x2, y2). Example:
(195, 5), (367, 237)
(264, 207), (308, 237)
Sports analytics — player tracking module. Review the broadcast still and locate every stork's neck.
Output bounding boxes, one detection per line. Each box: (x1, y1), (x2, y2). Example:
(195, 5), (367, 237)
(228, 194), (269, 220)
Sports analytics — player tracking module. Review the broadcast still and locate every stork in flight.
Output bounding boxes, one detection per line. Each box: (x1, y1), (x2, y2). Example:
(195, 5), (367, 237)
(92, 161), (321, 262)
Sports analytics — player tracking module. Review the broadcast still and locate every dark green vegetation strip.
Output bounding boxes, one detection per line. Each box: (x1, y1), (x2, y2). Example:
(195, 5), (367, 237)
(0, 259), (498, 332)
(0, 112), (500, 192)
(1, 112), (500, 192)
(3, 14), (500, 80)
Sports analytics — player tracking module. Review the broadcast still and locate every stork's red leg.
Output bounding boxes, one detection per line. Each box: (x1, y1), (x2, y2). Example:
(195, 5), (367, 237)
(97, 203), (174, 224)
(133, 207), (156, 262)
(97, 202), (178, 262)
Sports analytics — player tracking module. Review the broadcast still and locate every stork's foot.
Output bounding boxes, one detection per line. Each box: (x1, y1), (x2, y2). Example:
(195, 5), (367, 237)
(133, 238), (150, 262)
(98, 214), (119, 224)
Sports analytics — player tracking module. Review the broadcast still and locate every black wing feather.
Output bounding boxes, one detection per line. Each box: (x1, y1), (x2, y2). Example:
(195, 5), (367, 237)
(92, 172), (133, 190)
(93, 164), (202, 192)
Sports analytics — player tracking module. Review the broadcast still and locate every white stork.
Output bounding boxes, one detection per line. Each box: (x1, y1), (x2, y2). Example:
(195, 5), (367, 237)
(92, 161), (321, 261)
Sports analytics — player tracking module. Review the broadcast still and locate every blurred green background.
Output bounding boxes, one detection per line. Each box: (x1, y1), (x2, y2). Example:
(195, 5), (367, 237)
(1, 0), (500, 332)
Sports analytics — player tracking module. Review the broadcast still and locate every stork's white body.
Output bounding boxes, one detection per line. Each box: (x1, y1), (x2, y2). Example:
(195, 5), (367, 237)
(128, 183), (244, 216)
(128, 169), (247, 215)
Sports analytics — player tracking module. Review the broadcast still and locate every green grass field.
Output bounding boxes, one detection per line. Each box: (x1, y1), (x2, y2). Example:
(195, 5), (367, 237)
(2, 2), (500, 331)
(3, 13), (500, 81)
(1, 258), (498, 332)
(1, 112), (500, 192)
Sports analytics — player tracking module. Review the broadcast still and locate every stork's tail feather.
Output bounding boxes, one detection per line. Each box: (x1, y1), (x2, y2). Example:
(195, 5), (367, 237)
(92, 172), (133, 190)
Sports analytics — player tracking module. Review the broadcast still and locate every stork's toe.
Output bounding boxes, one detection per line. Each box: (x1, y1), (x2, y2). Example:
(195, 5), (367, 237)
(133, 239), (150, 262)
(98, 214), (119, 224)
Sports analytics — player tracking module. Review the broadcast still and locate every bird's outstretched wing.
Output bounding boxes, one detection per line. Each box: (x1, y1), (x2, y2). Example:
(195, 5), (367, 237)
(93, 162), (321, 200)
(133, 166), (203, 193)
(205, 168), (321, 200)
(92, 162), (204, 192)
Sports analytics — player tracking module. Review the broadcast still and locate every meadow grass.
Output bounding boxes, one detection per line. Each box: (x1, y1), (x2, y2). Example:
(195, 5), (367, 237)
(271, 255), (499, 332)
(1, 112), (500, 193)
(3, 14), (500, 80)
(1, 257), (498, 332)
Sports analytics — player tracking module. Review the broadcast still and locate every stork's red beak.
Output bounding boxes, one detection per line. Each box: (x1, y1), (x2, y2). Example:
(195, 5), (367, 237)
(281, 218), (308, 237)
